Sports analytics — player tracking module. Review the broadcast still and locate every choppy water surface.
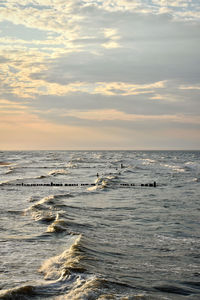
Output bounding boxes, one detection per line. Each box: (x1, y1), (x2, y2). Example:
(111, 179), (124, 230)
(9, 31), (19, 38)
(0, 151), (200, 300)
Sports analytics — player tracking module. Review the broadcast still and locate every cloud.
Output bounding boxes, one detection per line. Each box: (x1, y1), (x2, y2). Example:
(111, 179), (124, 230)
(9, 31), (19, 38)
(0, 78), (166, 98)
(102, 27), (121, 48)
(1, 108), (199, 150)
(179, 84), (200, 90)
(0, 109), (127, 150)
(83, 0), (200, 21)
(1, 1), (199, 94)
(62, 109), (200, 125)
(101, 41), (120, 49)
(0, 55), (10, 63)
(0, 0), (199, 149)
(93, 81), (166, 96)
(0, 99), (28, 110)
(0, 1), (82, 35)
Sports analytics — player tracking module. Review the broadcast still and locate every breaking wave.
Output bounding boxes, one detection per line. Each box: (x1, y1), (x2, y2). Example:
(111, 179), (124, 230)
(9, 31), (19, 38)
(47, 214), (72, 233)
(39, 235), (86, 279)
(24, 193), (73, 224)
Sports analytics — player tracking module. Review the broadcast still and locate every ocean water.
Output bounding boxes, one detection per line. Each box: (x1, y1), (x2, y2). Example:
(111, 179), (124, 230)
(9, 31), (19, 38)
(0, 150), (200, 300)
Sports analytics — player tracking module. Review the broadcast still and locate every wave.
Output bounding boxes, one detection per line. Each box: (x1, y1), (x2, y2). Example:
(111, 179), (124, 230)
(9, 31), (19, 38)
(34, 169), (69, 179)
(47, 211), (93, 234)
(67, 158), (105, 167)
(160, 163), (185, 173)
(5, 209), (22, 216)
(55, 276), (102, 300)
(27, 193), (73, 209)
(0, 162), (12, 166)
(66, 162), (78, 168)
(142, 158), (156, 165)
(0, 176), (48, 185)
(185, 161), (200, 173)
(87, 179), (112, 191)
(0, 271), (140, 300)
(71, 157), (84, 163)
(0, 271), (98, 300)
(0, 223), (169, 300)
(39, 235), (86, 280)
(155, 234), (200, 245)
(0, 180), (12, 185)
(32, 211), (56, 223)
(35, 175), (47, 179)
(55, 278), (162, 300)
(0, 168), (69, 184)
(37, 235), (136, 299)
(66, 162), (94, 169)
(0, 284), (35, 300)
(0, 222), (104, 299)
(24, 193), (73, 223)
(47, 214), (71, 233)
(4, 167), (16, 175)
(88, 174), (120, 191)
(48, 169), (69, 176)
(154, 284), (192, 296)
(25, 195), (56, 212)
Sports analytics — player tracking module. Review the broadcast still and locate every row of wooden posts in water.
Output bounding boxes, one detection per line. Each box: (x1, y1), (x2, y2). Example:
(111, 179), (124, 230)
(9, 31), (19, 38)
(14, 181), (157, 187)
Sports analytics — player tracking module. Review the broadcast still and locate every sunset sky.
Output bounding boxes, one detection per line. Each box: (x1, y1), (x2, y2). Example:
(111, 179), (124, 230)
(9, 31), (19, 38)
(0, 0), (200, 150)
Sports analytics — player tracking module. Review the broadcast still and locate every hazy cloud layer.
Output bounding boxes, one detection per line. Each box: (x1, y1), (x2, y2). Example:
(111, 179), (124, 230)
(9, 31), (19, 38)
(0, 0), (199, 149)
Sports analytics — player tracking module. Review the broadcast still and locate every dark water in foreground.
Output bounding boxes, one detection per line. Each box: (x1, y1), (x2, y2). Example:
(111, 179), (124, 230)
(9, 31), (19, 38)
(0, 150), (200, 299)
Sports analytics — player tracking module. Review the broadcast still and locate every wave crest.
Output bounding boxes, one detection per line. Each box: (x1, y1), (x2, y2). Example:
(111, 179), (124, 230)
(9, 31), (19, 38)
(39, 235), (85, 280)
(47, 214), (70, 233)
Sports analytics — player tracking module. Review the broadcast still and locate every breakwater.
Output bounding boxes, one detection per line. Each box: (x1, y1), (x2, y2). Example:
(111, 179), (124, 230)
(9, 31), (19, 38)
(13, 181), (157, 187)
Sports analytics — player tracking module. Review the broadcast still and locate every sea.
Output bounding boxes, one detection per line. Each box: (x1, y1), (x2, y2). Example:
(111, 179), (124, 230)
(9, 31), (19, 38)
(0, 150), (200, 300)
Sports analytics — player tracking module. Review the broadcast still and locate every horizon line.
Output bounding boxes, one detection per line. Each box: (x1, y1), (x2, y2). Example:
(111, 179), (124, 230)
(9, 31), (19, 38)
(1, 148), (199, 152)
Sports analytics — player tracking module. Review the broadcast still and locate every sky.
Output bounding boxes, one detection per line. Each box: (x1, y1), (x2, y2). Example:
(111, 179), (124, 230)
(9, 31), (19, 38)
(0, 0), (200, 150)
